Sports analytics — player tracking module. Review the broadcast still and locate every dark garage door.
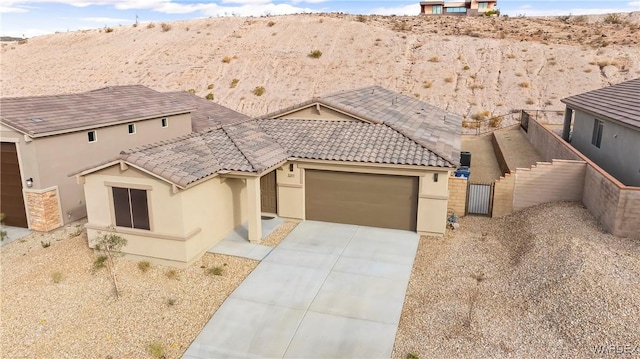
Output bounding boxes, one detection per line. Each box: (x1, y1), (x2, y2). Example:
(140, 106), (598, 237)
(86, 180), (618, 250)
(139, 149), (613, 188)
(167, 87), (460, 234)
(1, 142), (28, 227)
(305, 170), (418, 231)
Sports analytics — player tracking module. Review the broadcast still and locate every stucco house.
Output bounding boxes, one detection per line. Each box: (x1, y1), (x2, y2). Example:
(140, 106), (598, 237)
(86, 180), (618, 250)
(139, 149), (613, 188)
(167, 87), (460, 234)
(560, 78), (640, 187)
(0, 85), (248, 230)
(74, 86), (462, 267)
(420, 0), (497, 15)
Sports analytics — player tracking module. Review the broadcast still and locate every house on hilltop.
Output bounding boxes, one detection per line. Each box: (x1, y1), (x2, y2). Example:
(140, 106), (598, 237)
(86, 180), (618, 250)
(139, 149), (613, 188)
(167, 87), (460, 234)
(420, 0), (497, 15)
(0, 85), (248, 231)
(74, 86), (463, 267)
(560, 78), (640, 187)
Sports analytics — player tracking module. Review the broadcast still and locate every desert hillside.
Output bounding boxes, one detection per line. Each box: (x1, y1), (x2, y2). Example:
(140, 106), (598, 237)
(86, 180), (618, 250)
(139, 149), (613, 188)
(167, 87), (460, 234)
(2, 13), (639, 120)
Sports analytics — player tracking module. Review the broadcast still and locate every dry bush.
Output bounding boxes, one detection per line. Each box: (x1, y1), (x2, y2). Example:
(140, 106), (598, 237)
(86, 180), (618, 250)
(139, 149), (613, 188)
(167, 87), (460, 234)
(573, 15), (588, 23)
(392, 20), (412, 31)
(267, 21), (276, 27)
(603, 13), (624, 25)
(462, 119), (480, 129)
(187, 89), (196, 94)
(423, 80), (433, 89)
(252, 86), (265, 96)
(444, 77), (454, 83)
(526, 98), (536, 105)
(469, 83), (484, 90)
(463, 65), (470, 70)
(584, 68), (593, 73)
(428, 56), (440, 63)
(506, 53), (516, 59)
(519, 82), (530, 88)
(205, 93), (214, 100)
(160, 23), (171, 32)
(489, 116), (502, 128)
(147, 22), (155, 29)
(308, 50), (323, 59)
(230, 79), (239, 88)
(515, 72), (523, 77)
(471, 110), (491, 121)
(355, 15), (367, 23)
(104, 27), (114, 33)
(17, 39), (28, 45)
(222, 56), (232, 63)
(207, 84), (214, 90)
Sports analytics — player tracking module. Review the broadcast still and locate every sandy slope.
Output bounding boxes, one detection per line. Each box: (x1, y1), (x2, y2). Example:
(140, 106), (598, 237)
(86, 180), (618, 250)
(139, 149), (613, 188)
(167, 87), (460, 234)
(1, 13), (639, 121)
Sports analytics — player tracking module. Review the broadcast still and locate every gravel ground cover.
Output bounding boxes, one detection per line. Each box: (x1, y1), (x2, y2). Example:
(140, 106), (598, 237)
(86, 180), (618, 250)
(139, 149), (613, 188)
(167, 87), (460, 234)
(260, 220), (299, 248)
(0, 220), (291, 358)
(393, 202), (640, 358)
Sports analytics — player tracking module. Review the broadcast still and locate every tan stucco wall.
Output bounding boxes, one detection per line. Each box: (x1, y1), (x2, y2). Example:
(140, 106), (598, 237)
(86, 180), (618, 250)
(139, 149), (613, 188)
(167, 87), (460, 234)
(280, 105), (360, 121)
(616, 189), (640, 239)
(31, 113), (191, 227)
(492, 173), (515, 218)
(278, 160), (450, 236)
(83, 164), (251, 267)
(448, 176), (467, 216)
(513, 160), (587, 211)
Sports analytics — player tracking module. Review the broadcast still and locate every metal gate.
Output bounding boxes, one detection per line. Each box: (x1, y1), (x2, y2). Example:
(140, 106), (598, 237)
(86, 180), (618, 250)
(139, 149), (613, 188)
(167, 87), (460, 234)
(466, 182), (494, 216)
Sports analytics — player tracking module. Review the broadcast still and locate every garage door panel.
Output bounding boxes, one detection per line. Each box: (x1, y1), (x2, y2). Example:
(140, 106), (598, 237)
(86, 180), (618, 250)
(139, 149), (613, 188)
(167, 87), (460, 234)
(1, 142), (28, 227)
(305, 170), (418, 231)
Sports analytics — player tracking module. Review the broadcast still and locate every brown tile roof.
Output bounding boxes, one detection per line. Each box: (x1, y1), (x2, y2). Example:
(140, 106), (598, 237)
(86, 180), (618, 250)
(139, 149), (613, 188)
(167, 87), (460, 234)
(259, 119), (453, 167)
(0, 85), (193, 137)
(167, 91), (250, 132)
(260, 86), (462, 165)
(117, 121), (288, 187)
(561, 78), (640, 129)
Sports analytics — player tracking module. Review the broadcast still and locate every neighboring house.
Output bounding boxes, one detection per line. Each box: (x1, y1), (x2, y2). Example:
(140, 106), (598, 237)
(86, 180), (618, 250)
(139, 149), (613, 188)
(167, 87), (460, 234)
(74, 86), (463, 267)
(420, 0), (497, 15)
(560, 78), (640, 187)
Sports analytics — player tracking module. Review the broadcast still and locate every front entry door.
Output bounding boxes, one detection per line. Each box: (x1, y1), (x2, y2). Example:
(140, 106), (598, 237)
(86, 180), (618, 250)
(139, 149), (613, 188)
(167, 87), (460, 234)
(260, 171), (277, 213)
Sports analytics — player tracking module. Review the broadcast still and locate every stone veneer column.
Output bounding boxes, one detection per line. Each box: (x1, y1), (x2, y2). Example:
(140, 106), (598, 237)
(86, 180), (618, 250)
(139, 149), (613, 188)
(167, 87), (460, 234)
(25, 188), (63, 231)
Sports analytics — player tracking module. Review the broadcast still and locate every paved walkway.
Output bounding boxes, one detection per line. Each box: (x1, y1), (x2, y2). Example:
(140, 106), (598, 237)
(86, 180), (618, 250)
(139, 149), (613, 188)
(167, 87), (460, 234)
(1, 226), (31, 247)
(184, 221), (419, 358)
(208, 217), (284, 261)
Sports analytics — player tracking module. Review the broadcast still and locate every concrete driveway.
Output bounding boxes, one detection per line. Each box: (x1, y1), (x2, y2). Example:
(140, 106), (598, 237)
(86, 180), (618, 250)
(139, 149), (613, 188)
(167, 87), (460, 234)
(183, 221), (419, 359)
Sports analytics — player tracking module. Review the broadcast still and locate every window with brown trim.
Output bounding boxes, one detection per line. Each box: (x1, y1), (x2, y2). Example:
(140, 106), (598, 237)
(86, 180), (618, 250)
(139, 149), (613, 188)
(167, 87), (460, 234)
(112, 187), (150, 230)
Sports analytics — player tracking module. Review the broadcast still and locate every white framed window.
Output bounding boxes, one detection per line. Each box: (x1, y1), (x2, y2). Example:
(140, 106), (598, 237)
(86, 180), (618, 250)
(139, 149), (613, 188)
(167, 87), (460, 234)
(161, 118), (168, 128)
(478, 2), (488, 9)
(88, 130), (97, 143)
(446, 6), (466, 13)
(128, 123), (136, 134)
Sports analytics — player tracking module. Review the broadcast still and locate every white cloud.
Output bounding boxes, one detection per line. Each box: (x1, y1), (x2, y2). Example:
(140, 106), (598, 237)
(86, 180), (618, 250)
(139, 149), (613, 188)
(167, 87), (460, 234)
(367, 3), (419, 16)
(290, 0), (326, 4)
(81, 16), (133, 23)
(0, 5), (30, 12)
(628, 1), (640, 8)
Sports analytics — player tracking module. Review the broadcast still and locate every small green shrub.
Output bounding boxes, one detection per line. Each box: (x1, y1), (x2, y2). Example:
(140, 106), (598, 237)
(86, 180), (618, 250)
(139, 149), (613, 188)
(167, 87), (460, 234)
(463, 65), (470, 70)
(51, 271), (64, 283)
(230, 79), (239, 88)
(165, 269), (179, 280)
(206, 266), (224, 276)
(406, 353), (419, 359)
(206, 93), (214, 101)
(138, 261), (151, 273)
(69, 224), (84, 238)
(187, 88), (196, 94)
(41, 240), (51, 248)
(167, 298), (176, 306)
(160, 22), (171, 32)
(148, 342), (164, 358)
(252, 86), (265, 96)
(308, 50), (323, 59)
(94, 255), (108, 270)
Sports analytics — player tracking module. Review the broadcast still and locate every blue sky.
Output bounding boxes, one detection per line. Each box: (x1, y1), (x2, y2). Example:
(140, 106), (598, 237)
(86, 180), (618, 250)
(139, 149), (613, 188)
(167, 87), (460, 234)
(1, 0), (639, 38)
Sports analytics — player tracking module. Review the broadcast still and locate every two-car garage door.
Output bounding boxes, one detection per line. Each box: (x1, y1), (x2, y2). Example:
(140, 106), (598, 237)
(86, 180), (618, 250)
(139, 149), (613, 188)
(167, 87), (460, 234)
(305, 170), (418, 231)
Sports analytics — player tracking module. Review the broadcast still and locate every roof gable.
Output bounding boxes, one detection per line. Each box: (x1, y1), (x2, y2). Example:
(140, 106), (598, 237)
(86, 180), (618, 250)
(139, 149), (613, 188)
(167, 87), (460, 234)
(0, 85), (193, 137)
(561, 78), (640, 129)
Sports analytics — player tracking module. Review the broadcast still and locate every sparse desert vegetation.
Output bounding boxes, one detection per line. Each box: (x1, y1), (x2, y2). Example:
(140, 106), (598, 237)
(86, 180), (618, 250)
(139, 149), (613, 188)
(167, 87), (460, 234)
(308, 49), (323, 59)
(252, 86), (265, 96)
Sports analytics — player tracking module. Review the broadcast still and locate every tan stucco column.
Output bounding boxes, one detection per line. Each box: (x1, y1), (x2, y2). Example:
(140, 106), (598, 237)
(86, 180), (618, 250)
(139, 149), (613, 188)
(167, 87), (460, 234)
(246, 177), (262, 243)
